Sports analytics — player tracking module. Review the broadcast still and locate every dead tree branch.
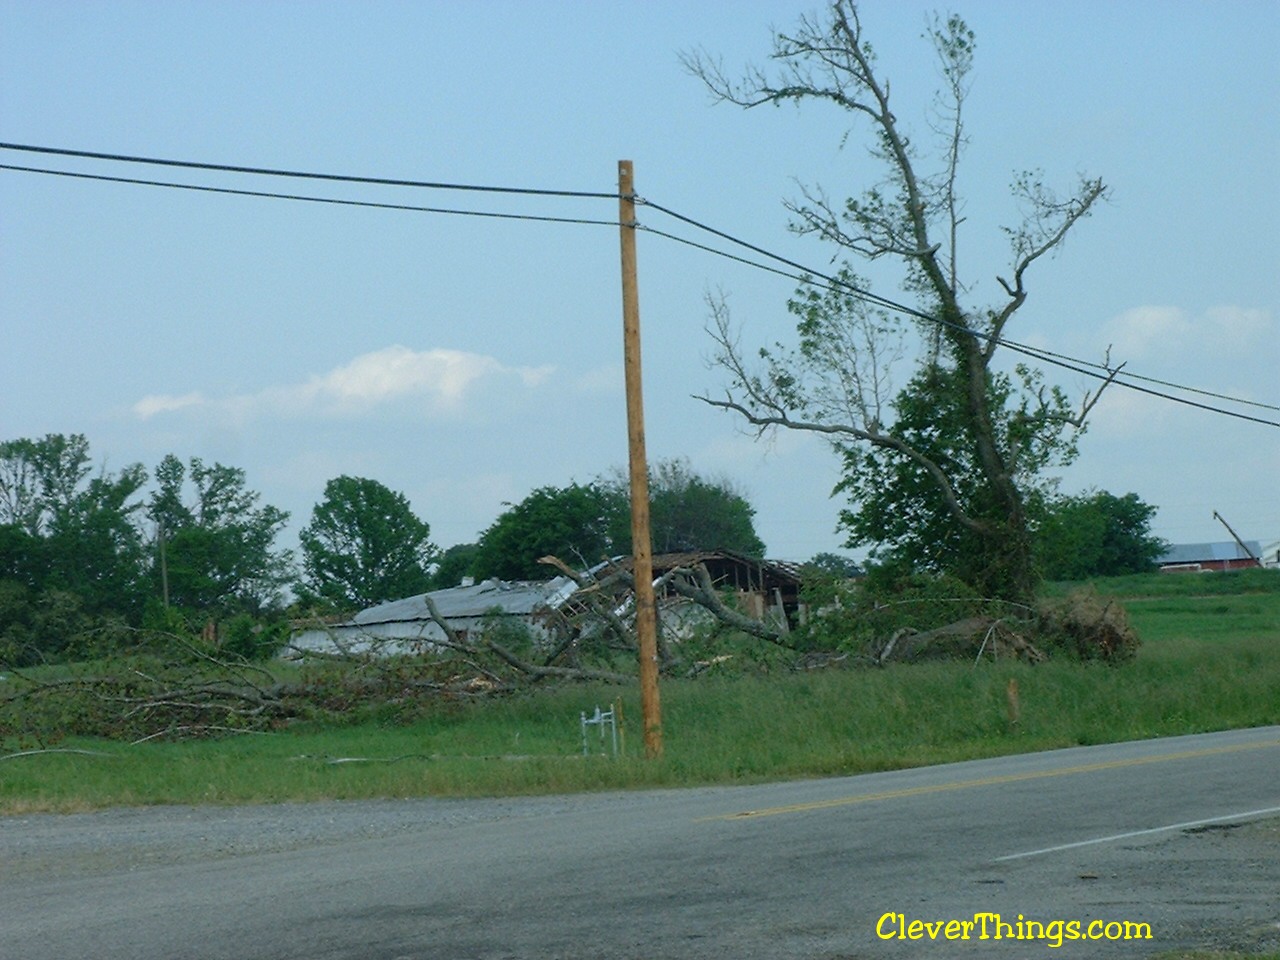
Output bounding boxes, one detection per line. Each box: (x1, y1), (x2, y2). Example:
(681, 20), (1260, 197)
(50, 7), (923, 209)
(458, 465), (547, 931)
(663, 564), (791, 647)
(482, 639), (631, 685)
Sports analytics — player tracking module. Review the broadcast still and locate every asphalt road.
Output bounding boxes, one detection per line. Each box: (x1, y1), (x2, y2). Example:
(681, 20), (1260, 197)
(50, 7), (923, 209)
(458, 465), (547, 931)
(2, 726), (1277, 959)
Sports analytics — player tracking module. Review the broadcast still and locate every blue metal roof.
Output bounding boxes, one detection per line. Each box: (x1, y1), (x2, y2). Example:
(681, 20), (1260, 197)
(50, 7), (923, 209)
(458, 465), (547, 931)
(1157, 541), (1263, 565)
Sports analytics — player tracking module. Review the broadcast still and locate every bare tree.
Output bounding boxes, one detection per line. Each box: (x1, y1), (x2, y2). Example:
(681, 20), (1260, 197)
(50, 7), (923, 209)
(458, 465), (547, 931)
(683, 3), (1117, 602)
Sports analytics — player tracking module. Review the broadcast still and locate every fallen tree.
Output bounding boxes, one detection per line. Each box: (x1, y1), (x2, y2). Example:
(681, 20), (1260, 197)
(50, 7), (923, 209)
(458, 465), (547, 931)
(0, 646), (296, 744)
(1, 564), (1139, 745)
(417, 591), (632, 685)
(874, 616), (1047, 665)
(543, 556), (1137, 670)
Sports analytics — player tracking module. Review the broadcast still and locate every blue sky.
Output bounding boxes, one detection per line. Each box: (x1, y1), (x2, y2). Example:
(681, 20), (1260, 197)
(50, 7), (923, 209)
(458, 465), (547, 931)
(2, 0), (1277, 564)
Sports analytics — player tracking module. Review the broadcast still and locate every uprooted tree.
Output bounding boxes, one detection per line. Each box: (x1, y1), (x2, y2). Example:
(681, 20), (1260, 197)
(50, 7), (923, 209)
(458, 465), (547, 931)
(1, 554), (1139, 746)
(684, 2), (1118, 605)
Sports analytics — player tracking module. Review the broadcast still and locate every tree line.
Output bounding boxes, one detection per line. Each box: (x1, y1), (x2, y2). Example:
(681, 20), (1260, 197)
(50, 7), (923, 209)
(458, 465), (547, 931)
(0, 432), (1165, 666)
(0, 435), (296, 664)
(0, 436), (770, 664)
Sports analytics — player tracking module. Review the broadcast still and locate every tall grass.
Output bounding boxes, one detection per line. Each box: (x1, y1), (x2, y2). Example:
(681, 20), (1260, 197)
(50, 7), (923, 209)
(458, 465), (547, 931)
(3, 572), (1278, 812)
(1045, 567), (1280, 600)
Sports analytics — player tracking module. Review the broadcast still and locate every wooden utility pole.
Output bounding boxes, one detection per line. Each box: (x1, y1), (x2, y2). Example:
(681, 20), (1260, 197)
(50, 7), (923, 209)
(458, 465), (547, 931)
(618, 160), (663, 759)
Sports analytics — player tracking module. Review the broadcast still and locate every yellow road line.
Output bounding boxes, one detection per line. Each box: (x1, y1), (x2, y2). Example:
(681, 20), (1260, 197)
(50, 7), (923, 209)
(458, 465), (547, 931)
(699, 738), (1280, 822)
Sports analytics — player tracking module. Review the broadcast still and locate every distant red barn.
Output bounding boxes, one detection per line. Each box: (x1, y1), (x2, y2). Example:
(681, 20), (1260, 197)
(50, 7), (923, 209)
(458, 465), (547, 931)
(1156, 541), (1263, 573)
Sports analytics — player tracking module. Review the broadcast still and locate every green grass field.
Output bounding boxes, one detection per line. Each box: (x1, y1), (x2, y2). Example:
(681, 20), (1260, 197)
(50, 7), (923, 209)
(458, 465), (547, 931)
(2, 570), (1277, 813)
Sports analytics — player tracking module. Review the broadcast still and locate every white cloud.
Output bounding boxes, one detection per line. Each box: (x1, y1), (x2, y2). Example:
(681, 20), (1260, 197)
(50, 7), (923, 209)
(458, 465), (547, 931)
(1102, 305), (1274, 363)
(573, 364), (624, 394)
(311, 346), (498, 405)
(516, 365), (556, 388)
(1203, 306), (1272, 345)
(131, 346), (553, 422)
(1081, 383), (1171, 440)
(1102, 305), (1187, 359)
(132, 391), (206, 419)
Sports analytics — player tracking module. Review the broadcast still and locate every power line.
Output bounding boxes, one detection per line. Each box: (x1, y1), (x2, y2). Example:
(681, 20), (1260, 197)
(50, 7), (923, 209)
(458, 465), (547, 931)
(2, 142), (1274, 427)
(990, 341), (1280, 428)
(648, 222), (1280, 426)
(0, 141), (618, 200)
(635, 200), (1280, 428)
(638, 224), (812, 286)
(639, 197), (932, 321)
(0, 163), (618, 227)
(997, 336), (1280, 414)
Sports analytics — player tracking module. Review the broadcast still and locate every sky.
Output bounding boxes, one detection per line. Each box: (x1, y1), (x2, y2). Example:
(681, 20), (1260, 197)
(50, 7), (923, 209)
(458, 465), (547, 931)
(2, 0), (1277, 567)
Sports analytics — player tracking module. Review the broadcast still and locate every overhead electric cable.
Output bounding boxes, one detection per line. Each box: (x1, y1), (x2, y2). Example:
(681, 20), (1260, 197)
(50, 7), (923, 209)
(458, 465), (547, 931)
(989, 342), (1280, 428)
(637, 224), (815, 285)
(2, 141), (1273, 427)
(991, 337), (1280, 414)
(639, 196), (935, 322)
(0, 163), (619, 227)
(636, 200), (1280, 427)
(700, 242), (1280, 427)
(0, 141), (618, 200)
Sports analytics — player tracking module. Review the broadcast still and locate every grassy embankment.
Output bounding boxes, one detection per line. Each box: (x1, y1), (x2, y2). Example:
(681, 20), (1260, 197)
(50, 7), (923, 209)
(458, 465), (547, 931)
(2, 570), (1277, 812)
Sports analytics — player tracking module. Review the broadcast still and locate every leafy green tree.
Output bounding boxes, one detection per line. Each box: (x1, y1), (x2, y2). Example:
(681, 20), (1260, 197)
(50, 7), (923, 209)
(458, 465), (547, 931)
(148, 455), (292, 615)
(430, 542), (480, 589)
(1036, 491), (1166, 580)
(0, 581), (105, 665)
(474, 463), (769, 582)
(600, 458), (767, 557)
(803, 552), (863, 579)
(795, 552), (865, 646)
(298, 476), (438, 610)
(148, 451), (193, 536)
(644, 459), (766, 556)
(473, 483), (627, 581)
(0, 434), (149, 617)
(834, 364), (1071, 594)
(47, 464), (150, 617)
(0, 522), (46, 589)
(218, 611), (292, 661)
(1, 434), (102, 539)
(0, 433), (94, 535)
(686, 3), (1110, 604)
(0, 438), (48, 535)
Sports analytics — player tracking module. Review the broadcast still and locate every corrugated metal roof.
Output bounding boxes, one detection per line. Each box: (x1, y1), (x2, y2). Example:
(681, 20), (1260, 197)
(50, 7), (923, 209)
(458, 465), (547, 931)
(353, 576), (576, 625)
(1157, 541), (1263, 565)
(341, 550), (804, 632)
